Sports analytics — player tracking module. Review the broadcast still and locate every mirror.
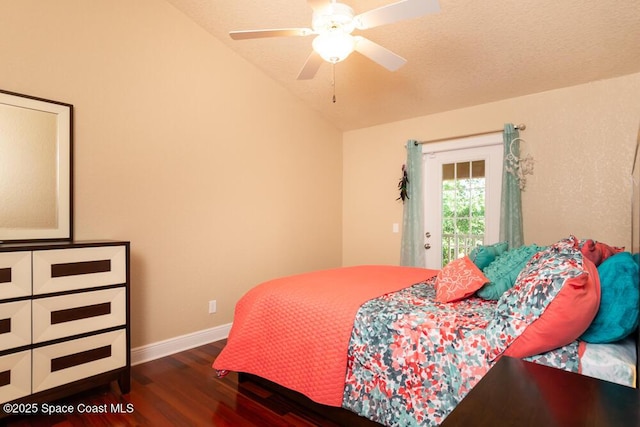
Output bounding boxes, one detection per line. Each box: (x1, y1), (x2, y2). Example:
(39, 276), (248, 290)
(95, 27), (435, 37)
(0, 89), (72, 242)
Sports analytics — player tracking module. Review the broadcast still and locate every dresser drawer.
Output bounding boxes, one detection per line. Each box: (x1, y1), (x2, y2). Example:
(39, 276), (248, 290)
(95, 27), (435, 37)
(33, 245), (126, 295)
(32, 329), (126, 393)
(32, 287), (126, 343)
(0, 350), (31, 403)
(0, 252), (31, 300)
(0, 301), (31, 352)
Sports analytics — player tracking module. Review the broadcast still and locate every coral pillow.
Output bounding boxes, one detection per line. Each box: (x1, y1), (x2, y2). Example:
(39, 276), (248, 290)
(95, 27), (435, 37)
(486, 237), (600, 359)
(436, 256), (488, 303)
(580, 252), (640, 343)
(580, 239), (624, 267)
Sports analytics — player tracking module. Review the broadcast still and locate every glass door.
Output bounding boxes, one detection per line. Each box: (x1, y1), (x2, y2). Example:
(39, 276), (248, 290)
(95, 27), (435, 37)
(423, 135), (503, 268)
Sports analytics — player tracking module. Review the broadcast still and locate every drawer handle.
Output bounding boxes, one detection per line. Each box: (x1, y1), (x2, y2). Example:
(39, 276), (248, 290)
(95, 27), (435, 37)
(51, 345), (112, 372)
(0, 370), (10, 387)
(0, 318), (10, 334)
(51, 302), (112, 325)
(0, 267), (11, 284)
(51, 260), (111, 278)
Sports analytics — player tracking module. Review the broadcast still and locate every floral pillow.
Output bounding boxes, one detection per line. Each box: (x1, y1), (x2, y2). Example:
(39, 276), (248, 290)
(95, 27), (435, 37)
(485, 236), (600, 359)
(435, 256), (489, 303)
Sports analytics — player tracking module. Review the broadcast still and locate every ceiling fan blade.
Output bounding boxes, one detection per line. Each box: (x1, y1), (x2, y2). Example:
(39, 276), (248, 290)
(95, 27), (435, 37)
(297, 51), (324, 80)
(354, 0), (440, 30)
(354, 36), (406, 71)
(229, 28), (314, 40)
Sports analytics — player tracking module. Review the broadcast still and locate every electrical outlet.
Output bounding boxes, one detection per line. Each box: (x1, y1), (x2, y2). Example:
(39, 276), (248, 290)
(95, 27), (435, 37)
(208, 300), (217, 314)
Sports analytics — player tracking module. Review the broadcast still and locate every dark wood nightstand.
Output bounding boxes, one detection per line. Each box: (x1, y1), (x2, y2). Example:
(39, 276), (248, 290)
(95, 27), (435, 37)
(441, 356), (640, 426)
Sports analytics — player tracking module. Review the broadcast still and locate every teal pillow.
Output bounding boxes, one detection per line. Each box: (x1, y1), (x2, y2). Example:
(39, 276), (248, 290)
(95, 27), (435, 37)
(469, 241), (508, 270)
(476, 244), (542, 300)
(580, 252), (639, 343)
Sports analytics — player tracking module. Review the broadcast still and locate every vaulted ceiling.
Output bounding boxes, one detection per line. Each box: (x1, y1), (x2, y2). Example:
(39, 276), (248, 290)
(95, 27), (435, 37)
(166, 0), (640, 131)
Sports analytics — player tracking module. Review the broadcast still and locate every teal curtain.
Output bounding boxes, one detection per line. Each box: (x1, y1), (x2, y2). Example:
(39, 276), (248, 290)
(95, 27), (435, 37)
(400, 140), (425, 267)
(500, 124), (524, 248)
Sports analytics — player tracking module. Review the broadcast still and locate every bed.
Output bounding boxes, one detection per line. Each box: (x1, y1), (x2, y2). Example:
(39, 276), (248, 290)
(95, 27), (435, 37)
(213, 234), (639, 426)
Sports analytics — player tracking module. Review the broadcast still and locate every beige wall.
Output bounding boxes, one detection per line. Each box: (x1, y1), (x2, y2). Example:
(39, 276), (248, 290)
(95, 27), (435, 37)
(343, 73), (640, 266)
(0, 0), (343, 348)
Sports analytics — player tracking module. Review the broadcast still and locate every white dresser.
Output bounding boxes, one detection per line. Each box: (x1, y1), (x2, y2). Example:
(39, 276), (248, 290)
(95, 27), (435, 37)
(0, 241), (130, 408)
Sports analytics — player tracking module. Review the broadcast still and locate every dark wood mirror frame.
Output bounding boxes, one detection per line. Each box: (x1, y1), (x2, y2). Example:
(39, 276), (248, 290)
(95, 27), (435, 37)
(0, 89), (73, 243)
(632, 125), (640, 255)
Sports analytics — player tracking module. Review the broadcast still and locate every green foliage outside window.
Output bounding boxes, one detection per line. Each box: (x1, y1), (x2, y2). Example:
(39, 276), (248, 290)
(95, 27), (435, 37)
(441, 177), (486, 265)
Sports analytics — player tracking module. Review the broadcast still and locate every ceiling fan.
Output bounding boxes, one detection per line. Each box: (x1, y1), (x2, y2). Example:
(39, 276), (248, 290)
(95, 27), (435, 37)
(229, 0), (440, 80)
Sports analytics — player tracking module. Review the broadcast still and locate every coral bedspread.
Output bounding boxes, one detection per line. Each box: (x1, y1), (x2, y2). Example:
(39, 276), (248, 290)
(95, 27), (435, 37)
(213, 265), (438, 406)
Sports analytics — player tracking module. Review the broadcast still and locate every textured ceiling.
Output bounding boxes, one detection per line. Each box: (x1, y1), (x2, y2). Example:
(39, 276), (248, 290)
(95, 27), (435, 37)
(165, 0), (640, 131)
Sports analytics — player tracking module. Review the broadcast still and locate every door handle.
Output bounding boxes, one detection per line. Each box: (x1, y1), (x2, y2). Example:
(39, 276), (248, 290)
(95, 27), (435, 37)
(424, 243), (431, 250)
(425, 232), (431, 238)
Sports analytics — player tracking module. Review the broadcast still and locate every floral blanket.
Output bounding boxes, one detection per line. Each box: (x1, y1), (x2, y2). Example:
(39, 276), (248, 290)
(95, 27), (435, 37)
(342, 278), (580, 427)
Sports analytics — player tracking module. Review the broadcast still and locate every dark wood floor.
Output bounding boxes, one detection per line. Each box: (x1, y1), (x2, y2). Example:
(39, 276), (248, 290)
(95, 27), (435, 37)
(4, 340), (347, 427)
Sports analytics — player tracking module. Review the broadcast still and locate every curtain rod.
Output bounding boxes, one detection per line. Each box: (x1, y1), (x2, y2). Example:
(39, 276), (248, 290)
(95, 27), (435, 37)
(414, 123), (526, 146)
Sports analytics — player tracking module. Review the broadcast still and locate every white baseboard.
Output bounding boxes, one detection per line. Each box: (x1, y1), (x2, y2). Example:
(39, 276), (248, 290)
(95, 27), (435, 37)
(130, 323), (232, 366)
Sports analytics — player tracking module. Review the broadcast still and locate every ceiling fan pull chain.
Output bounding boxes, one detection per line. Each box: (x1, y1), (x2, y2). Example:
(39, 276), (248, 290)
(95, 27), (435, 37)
(332, 63), (337, 103)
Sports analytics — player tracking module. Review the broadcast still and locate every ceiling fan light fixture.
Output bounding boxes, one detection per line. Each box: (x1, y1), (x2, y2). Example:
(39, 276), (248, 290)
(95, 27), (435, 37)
(312, 32), (355, 63)
(312, 3), (355, 34)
